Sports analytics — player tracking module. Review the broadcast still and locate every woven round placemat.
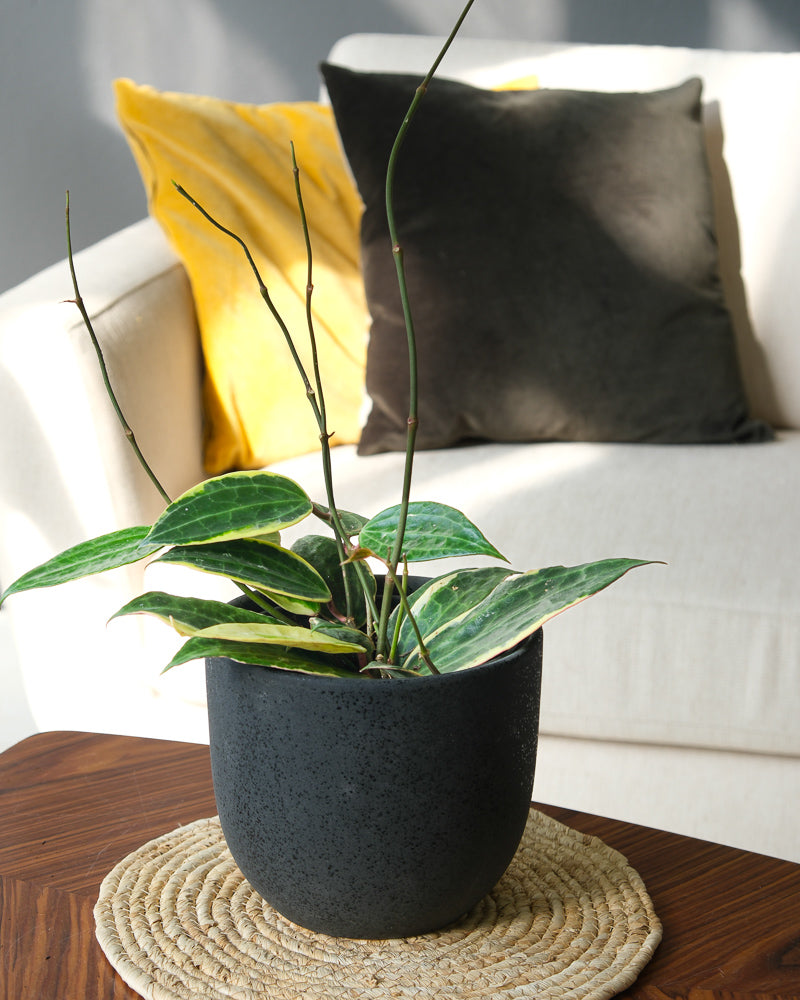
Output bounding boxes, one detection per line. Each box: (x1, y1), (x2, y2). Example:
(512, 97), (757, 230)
(94, 810), (661, 1000)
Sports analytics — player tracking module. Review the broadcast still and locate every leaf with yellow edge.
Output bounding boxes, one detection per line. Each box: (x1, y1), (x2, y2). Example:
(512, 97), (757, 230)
(154, 538), (330, 602)
(0, 527), (158, 606)
(402, 559), (659, 673)
(165, 637), (355, 676)
(147, 471), (312, 547)
(186, 621), (368, 655)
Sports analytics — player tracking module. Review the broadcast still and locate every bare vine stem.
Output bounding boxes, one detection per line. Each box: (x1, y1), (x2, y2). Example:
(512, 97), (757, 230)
(173, 180), (379, 628)
(290, 143), (355, 622)
(69, 0), (477, 668)
(65, 192), (172, 507)
(375, 0), (477, 657)
(67, 193), (300, 625)
(383, 563), (439, 675)
(172, 182), (323, 423)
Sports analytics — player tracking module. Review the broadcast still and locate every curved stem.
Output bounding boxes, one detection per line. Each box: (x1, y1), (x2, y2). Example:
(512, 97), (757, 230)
(383, 563), (439, 675)
(65, 192), (171, 507)
(291, 144), (354, 620)
(173, 182), (325, 427)
(175, 180), (375, 626)
(376, 0), (477, 657)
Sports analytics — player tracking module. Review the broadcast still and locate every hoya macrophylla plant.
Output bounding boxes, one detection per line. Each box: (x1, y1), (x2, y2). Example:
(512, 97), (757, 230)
(0, 0), (658, 679)
(0, 467), (653, 678)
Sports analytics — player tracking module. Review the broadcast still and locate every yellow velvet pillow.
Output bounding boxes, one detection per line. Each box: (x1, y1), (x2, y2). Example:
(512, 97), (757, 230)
(115, 79), (369, 473)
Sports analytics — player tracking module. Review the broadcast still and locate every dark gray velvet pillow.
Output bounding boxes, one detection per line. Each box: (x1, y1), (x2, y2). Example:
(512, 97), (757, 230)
(320, 64), (771, 454)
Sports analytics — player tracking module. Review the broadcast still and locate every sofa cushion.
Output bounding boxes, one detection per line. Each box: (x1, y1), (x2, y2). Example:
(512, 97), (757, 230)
(268, 432), (800, 759)
(321, 64), (772, 455)
(115, 80), (369, 473)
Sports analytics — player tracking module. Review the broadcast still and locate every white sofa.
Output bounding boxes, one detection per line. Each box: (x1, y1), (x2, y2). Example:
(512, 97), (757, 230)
(1, 35), (798, 863)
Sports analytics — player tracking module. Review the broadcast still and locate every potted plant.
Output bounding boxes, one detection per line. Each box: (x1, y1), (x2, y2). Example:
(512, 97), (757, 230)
(0, 0), (655, 938)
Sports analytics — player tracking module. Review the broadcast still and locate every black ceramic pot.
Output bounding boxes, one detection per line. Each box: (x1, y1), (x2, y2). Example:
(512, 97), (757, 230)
(206, 626), (543, 939)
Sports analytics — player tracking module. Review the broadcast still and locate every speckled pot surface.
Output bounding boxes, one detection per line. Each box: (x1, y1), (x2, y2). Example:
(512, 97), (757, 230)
(206, 628), (543, 939)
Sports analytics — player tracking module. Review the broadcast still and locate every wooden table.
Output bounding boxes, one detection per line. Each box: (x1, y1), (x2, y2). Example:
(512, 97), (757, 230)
(1, 731), (799, 999)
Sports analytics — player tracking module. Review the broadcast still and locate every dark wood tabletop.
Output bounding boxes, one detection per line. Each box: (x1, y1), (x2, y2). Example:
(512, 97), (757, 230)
(1, 730), (798, 999)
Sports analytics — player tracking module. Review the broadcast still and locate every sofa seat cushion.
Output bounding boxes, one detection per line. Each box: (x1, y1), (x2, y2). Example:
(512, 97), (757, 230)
(269, 431), (800, 758)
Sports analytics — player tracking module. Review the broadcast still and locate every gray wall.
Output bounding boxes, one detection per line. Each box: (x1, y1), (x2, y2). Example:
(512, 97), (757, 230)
(2, 0), (799, 293)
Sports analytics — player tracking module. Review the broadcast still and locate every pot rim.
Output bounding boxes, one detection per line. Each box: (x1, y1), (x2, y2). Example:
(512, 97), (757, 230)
(207, 626), (542, 689)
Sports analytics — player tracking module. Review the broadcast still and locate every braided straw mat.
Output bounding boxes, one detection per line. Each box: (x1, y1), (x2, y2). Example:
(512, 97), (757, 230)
(94, 810), (662, 1000)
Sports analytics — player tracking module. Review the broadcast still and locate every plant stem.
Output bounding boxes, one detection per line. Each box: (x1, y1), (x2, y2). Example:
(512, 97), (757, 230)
(67, 193), (292, 625)
(290, 144), (354, 621)
(65, 192), (171, 507)
(383, 564), (440, 675)
(375, 0), (477, 657)
(236, 583), (295, 624)
(173, 183), (325, 425)
(175, 180), (378, 625)
(291, 142), (327, 437)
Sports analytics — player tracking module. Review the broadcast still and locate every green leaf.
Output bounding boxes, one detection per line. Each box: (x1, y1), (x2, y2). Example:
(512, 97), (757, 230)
(164, 637), (356, 676)
(310, 618), (374, 657)
(291, 534), (374, 624)
(359, 502), (507, 563)
(252, 531), (282, 545)
(359, 660), (424, 679)
(313, 504), (370, 538)
(154, 538), (331, 602)
(112, 591), (281, 631)
(258, 590), (327, 617)
(0, 526), (159, 605)
(146, 471), (312, 547)
(403, 559), (658, 673)
(389, 566), (512, 659)
(188, 621), (367, 654)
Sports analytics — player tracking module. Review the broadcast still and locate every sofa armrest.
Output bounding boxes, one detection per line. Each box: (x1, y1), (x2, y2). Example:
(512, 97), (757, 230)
(0, 217), (210, 741)
(0, 217), (205, 576)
